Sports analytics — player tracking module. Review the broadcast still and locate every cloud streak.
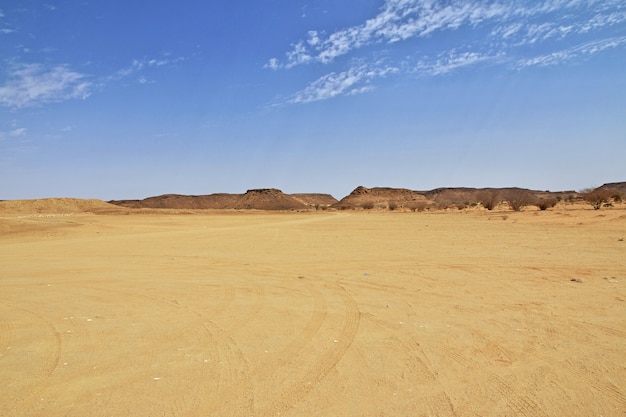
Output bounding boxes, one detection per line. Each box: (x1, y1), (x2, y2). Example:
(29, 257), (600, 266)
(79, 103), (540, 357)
(517, 35), (626, 68)
(269, 0), (626, 103)
(0, 55), (186, 109)
(289, 64), (398, 104)
(0, 63), (91, 108)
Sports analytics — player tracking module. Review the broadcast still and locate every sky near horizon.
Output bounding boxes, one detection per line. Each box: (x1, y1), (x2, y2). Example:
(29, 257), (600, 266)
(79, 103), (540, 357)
(1, 1), (625, 200)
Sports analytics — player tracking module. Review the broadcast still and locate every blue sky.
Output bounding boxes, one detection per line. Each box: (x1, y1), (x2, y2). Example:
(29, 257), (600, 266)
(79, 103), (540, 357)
(1, 0), (625, 200)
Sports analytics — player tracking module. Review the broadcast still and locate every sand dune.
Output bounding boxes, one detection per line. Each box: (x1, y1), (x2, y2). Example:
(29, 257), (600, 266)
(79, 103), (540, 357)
(1, 204), (625, 416)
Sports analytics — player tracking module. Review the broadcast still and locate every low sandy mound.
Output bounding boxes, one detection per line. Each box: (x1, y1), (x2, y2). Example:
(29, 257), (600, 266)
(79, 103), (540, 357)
(333, 186), (428, 209)
(0, 198), (124, 215)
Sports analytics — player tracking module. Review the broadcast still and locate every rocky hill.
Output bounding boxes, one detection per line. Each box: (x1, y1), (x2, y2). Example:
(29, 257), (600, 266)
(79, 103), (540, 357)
(109, 189), (337, 211)
(598, 182), (626, 193)
(332, 186), (428, 209)
(419, 187), (577, 205)
(107, 182), (624, 211)
(4, 182), (617, 214)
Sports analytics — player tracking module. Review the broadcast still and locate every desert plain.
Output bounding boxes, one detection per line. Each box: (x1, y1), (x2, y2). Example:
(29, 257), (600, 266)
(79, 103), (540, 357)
(1, 201), (625, 416)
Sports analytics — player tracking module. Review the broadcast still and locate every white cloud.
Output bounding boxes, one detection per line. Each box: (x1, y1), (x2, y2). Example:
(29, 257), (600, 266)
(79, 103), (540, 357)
(0, 8), (14, 34)
(270, 1), (515, 68)
(114, 56), (184, 79)
(272, 0), (625, 67)
(0, 63), (91, 108)
(9, 127), (26, 136)
(517, 35), (626, 67)
(415, 50), (500, 76)
(268, 0), (626, 103)
(579, 11), (626, 33)
(0, 126), (27, 142)
(265, 58), (279, 71)
(289, 64), (397, 104)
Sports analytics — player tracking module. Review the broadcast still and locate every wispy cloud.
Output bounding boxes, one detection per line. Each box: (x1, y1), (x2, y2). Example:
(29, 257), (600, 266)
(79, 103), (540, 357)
(268, 0), (626, 103)
(517, 35), (626, 68)
(113, 56), (184, 81)
(0, 126), (27, 142)
(0, 8), (14, 34)
(269, 1), (513, 69)
(9, 127), (27, 136)
(414, 50), (501, 76)
(289, 63), (398, 104)
(0, 55), (185, 109)
(0, 63), (91, 108)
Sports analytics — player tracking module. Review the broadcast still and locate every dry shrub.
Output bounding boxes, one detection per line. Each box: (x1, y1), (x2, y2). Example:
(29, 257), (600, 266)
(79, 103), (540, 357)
(477, 190), (500, 211)
(609, 190), (623, 202)
(409, 202), (428, 212)
(388, 201), (398, 211)
(361, 201), (375, 210)
(581, 188), (613, 210)
(535, 198), (557, 211)
(506, 189), (534, 211)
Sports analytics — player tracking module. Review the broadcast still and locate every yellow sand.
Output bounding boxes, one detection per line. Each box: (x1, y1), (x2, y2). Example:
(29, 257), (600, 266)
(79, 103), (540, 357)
(1, 205), (625, 416)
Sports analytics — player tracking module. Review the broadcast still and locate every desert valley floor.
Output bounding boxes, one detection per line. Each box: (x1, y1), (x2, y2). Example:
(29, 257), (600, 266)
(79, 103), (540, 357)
(1, 204), (625, 416)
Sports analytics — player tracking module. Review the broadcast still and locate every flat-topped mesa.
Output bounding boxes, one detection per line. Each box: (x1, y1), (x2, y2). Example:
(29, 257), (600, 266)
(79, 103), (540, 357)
(245, 188), (284, 195)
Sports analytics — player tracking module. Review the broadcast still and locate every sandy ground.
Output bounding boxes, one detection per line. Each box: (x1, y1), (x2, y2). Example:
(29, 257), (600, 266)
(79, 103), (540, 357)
(1, 206), (625, 416)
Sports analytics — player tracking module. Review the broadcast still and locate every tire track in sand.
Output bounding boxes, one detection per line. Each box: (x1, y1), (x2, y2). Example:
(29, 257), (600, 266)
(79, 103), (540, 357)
(427, 392), (458, 417)
(2, 305), (62, 416)
(441, 341), (550, 416)
(53, 283), (249, 417)
(195, 279), (328, 415)
(0, 304), (16, 352)
(255, 282), (360, 417)
(134, 287), (255, 417)
(563, 360), (626, 406)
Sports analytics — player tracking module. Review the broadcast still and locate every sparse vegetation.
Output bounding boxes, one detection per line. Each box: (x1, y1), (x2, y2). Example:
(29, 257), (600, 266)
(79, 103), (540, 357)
(361, 201), (375, 210)
(477, 190), (500, 211)
(610, 191), (622, 202)
(535, 198), (558, 211)
(409, 202), (428, 212)
(581, 188), (613, 210)
(505, 189), (534, 211)
(388, 201), (398, 211)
